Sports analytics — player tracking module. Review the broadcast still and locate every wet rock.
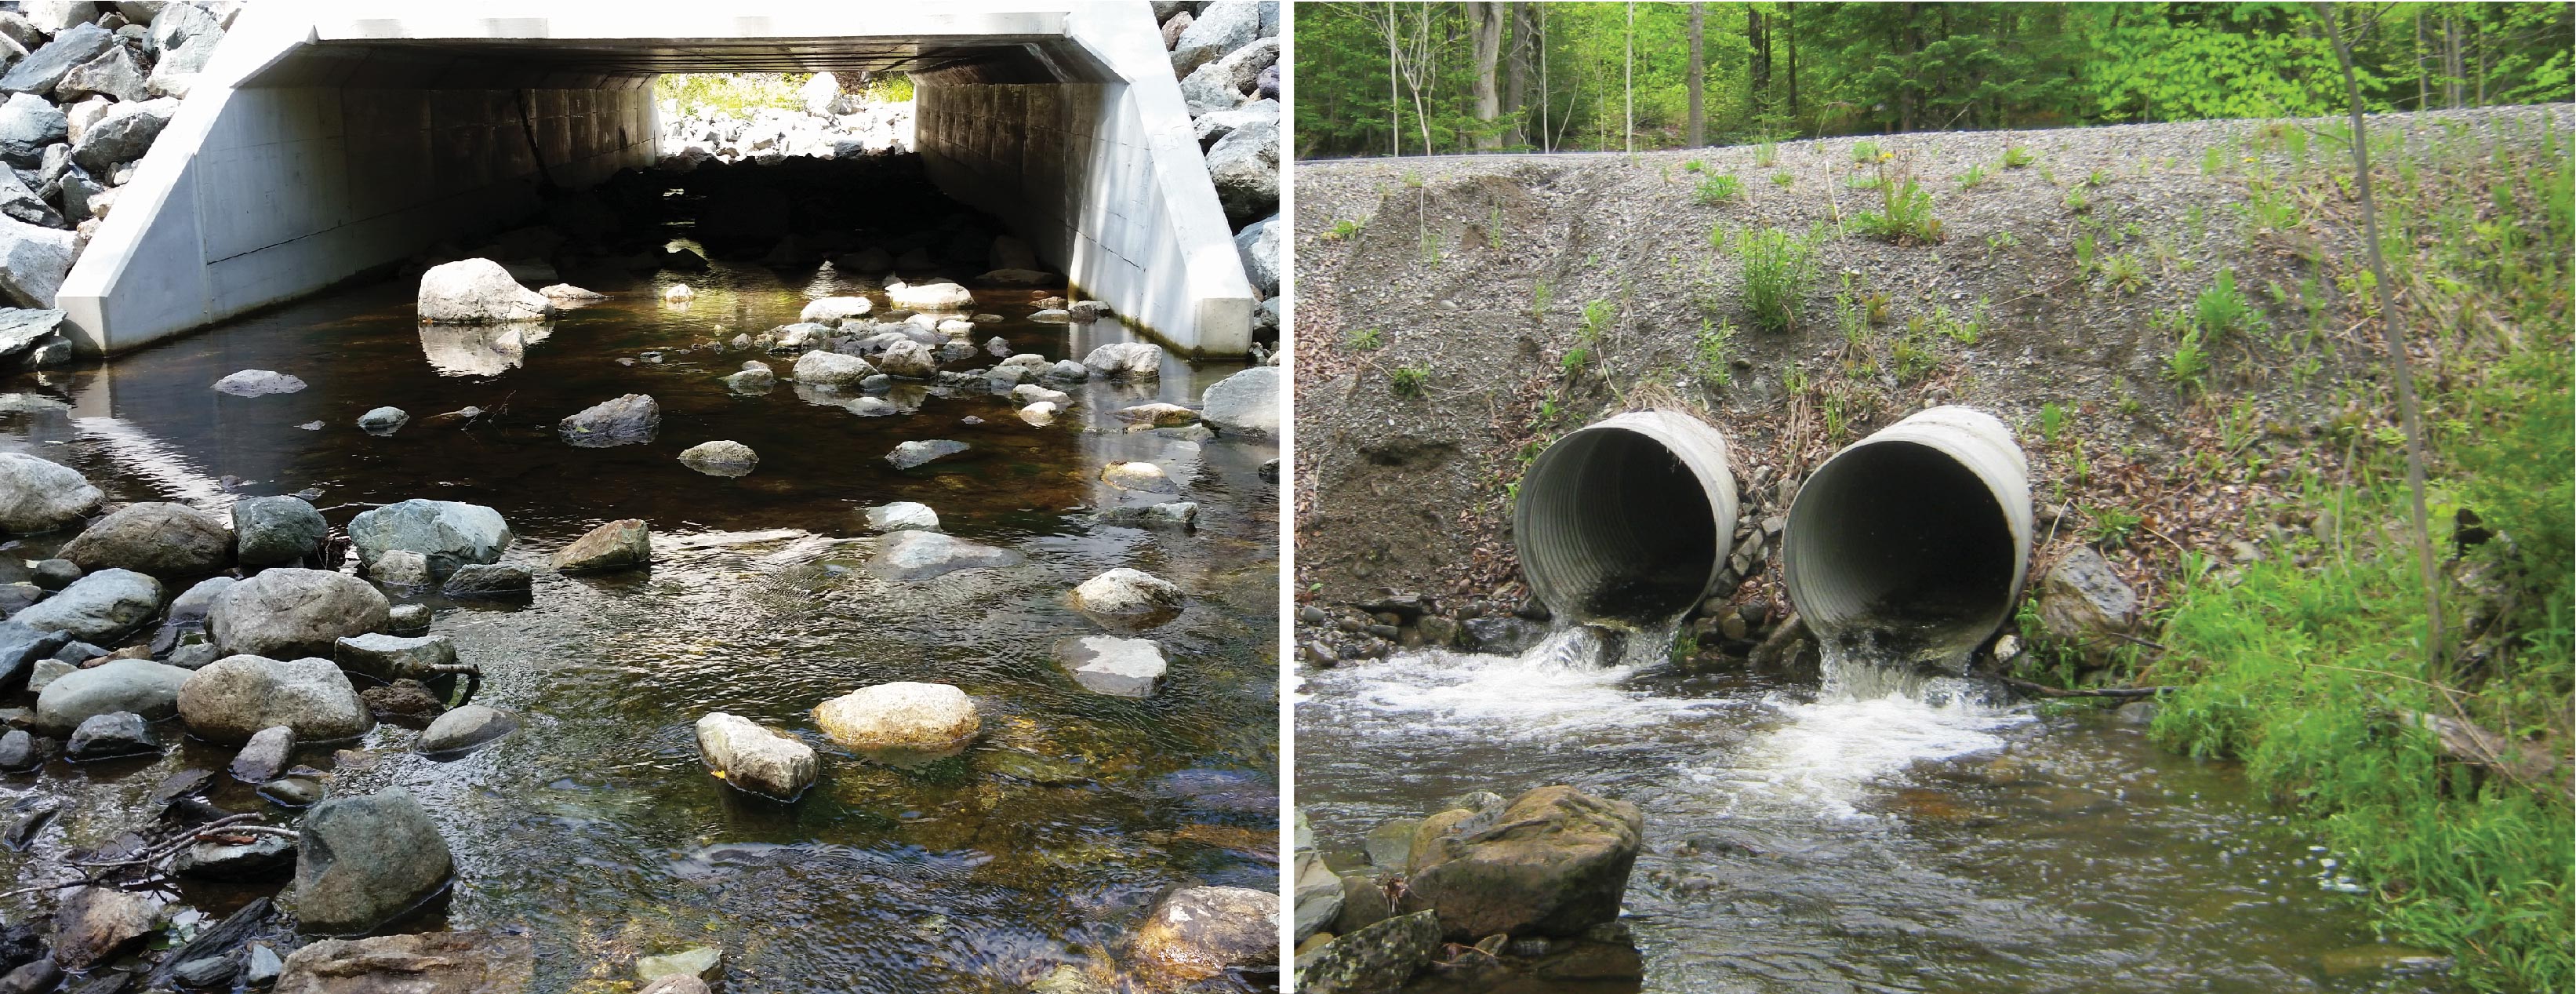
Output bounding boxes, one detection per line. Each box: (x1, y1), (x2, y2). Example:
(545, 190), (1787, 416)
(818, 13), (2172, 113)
(885, 439), (968, 470)
(1053, 635), (1167, 697)
(1069, 567), (1184, 629)
(1115, 403), (1198, 428)
(171, 830), (296, 881)
(1462, 616), (1547, 656)
(862, 501), (939, 533)
(558, 393), (659, 447)
(60, 501), (233, 577)
(865, 530), (1023, 581)
(416, 259), (553, 324)
(1043, 359), (1089, 382)
(1201, 365), (1279, 436)
(0, 619), (69, 690)
(1100, 461), (1177, 493)
(1029, 308), (1071, 322)
(0, 24), (114, 98)
(272, 931), (531, 994)
(348, 500), (510, 579)
(692, 712), (813, 800)
(2116, 701), (2159, 726)
(1081, 341), (1162, 379)
(65, 709), (155, 760)
(721, 365), (774, 393)
(874, 338), (939, 378)
(440, 563), (531, 600)
(416, 704), (514, 756)
(0, 728), (38, 770)
(173, 954), (240, 989)
(885, 279), (971, 311)
(361, 679), (445, 726)
(636, 946), (721, 985)
(2036, 547), (2140, 660)
(1299, 909), (1441, 994)
(180, 655), (372, 745)
(1011, 383), (1070, 406)
(1098, 501), (1197, 529)
(348, 406), (410, 436)
(293, 788), (454, 935)
(792, 349), (875, 388)
(1335, 872), (1397, 934)
(639, 977), (710, 994)
(34, 656), (187, 733)
(52, 885), (161, 970)
(812, 681), (979, 760)
(1131, 885), (1281, 986)
(1400, 785), (1644, 940)
(229, 725), (294, 782)
(386, 603), (431, 634)
(260, 777), (322, 807)
(552, 519), (650, 573)
(231, 495), (328, 566)
(213, 370), (307, 396)
(1068, 300), (1113, 321)
(210, 569), (391, 659)
(799, 297), (872, 324)
(0, 452), (101, 532)
(0, 959), (59, 994)
(678, 440), (758, 477)
(1016, 402), (1056, 426)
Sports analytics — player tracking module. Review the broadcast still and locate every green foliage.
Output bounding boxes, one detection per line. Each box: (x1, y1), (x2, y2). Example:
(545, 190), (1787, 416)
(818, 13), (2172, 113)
(2064, 185), (2091, 214)
(1531, 279), (1553, 322)
(1753, 140), (1778, 167)
(1579, 298), (1616, 342)
(1735, 226), (1821, 332)
(1390, 362), (1430, 396)
(654, 72), (816, 118)
(1851, 140), (1881, 162)
(2085, 503), (2142, 547)
(1957, 162), (1990, 188)
(1693, 173), (1743, 205)
(1694, 318), (1737, 387)
(1683, 159), (1705, 173)
(2039, 401), (2069, 445)
(1324, 218), (1366, 241)
(1771, 171), (1794, 188)
(1853, 172), (1942, 244)
(1346, 327), (1383, 350)
(2003, 145), (2036, 169)
(2103, 252), (2147, 293)
(2195, 268), (2259, 339)
(2164, 326), (2209, 389)
(2073, 231), (2098, 272)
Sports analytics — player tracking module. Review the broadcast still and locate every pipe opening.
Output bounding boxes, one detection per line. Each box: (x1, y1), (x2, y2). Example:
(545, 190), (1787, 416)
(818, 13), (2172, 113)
(1514, 422), (1727, 626)
(1784, 439), (2018, 667)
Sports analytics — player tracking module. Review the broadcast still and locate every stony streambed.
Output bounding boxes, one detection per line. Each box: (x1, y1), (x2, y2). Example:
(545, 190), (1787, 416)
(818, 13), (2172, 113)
(0, 220), (1281, 992)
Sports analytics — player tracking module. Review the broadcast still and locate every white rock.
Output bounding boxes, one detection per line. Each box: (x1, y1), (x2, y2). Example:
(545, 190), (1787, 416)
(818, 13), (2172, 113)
(416, 259), (554, 324)
(863, 501), (939, 533)
(812, 682), (979, 759)
(695, 712), (817, 800)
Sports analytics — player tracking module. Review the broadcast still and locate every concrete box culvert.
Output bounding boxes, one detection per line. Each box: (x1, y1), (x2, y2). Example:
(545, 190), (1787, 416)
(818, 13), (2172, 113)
(1511, 411), (1738, 627)
(1781, 405), (2032, 672)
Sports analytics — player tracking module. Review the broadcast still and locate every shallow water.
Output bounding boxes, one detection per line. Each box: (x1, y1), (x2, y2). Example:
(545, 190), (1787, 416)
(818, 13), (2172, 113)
(0, 251), (1279, 992)
(1295, 632), (2458, 994)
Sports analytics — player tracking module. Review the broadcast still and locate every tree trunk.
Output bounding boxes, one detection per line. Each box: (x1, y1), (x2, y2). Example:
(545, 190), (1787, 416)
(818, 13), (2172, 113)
(1467, 2), (1504, 151)
(2415, 11), (2430, 110)
(1688, 3), (1707, 147)
(1749, 5), (1770, 125)
(1385, 3), (1401, 157)
(1624, 2), (1634, 158)
(1504, 2), (1531, 148)
(1786, 7), (1799, 126)
(2443, 14), (2463, 108)
(1539, 5), (1552, 152)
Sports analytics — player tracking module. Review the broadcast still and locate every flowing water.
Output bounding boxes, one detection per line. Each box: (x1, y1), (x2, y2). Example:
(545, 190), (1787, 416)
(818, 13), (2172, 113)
(0, 248), (1280, 992)
(1296, 627), (2460, 994)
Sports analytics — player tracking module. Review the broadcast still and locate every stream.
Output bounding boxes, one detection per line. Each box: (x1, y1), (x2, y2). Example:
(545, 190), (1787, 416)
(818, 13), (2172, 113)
(0, 241), (1280, 992)
(1295, 628), (2459, 994)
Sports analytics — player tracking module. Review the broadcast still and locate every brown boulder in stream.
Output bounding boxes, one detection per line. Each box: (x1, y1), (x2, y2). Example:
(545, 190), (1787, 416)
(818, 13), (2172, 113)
(273, 930), (533, 994)
(1397, 785), (1644, 941)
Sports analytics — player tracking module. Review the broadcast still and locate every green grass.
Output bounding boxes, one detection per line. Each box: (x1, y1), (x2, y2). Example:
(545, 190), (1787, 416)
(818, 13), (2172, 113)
(1389, 362), (1429, 396)
(1854, 173), (1943, 244)
(1958, 162), (1990, 189)
(1852, 139), (1880, 162)
(1683, 159), (1706, 173)
(2039, 401), (2068, 445)
(1735, 226), (1821, 332)
(2104, 252), (2147, 294)
(1693, 173), (1743, 206)
(1324, 218), (1365, 241)
(1346, 327), (1382, 350)
(1771, 171), (1794, 188)
(2195, 267), (2260, 339)
(1754, 140), (1778, 168)
(2004, 145), (2036, 169)
(2163, 326), (2208, 389)
(1694, 318), (1737, 387)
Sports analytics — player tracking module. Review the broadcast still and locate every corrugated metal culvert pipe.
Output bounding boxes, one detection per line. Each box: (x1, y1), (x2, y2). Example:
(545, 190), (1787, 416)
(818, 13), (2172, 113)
(1781, 406), (2033, 672)
(1511, 411), (1739, 626)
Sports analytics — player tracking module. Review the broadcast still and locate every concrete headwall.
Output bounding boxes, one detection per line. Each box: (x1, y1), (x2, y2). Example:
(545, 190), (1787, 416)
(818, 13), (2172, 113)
(54, 2), (1255, 358)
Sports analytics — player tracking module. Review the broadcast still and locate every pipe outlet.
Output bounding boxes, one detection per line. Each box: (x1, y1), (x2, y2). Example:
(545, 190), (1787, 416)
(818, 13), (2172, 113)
(1512, 411), (1738, 626)
(1781, 405), (2032, 672)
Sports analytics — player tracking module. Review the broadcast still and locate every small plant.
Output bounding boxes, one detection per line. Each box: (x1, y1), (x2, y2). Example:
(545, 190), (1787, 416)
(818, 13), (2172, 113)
(1852, 140), (1880, 162)
(2073, 232), (2097, 272)
(1958, 163), (1989, 188)
(1693, 173), (1743, 205)
(1579, 298), (1616, 343)
(2165, 326), (2209, 389)
(1846, 173), (1884, 191)
(1683, 159), (1706, 173)
(2039, 402), (2069, 445)
(1892, 320), (1939, 382)
(1324, 218), (1365, 241)
(1735, 226), (1820, 332)
(2064, 186), (2091, 214)
(1987, 230), (2018, 249)
(1531, 279), (1552, 322)
(2003, 146), (2035, 169)
(1754, 140), (1779, 168)
(2194, 268), (2255, 339)
(1935, 301), (1984, 344)
(1670, 626), (1700, 664)
(1402, 170), (1426, 188)
(1346, 327), (1383, 350)
(1560, 347), (1589, 377)
(2084, 168), (2109, 188)
(2087, 504), (2143, 548)
(1694, 318), (1737, 387)
(1771, 171), (1793, 188)
(1854, 171), (1942, 244)
(2103, 252), (2146, 293)
(1390, 362), (1430, 396)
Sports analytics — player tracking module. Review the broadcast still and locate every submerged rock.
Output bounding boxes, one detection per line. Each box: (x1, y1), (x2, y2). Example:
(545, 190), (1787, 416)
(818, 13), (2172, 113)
(694, 712), (816, 801)
(558, 393), (659, 447)
(1398, 785), (1644, 940)
(678, 440), (758, 477)
(356, 406), (409, 435)
(1069, 567), (1185, 629)
(885, 439), (969, 469)
(209, 569), (391, 659)
(179, 655), (372, 745)
(13, 566), (159, 643)
(440, 563), (532, 600)
(273, 931), (532, 994)
(812, 682), (979, 760)
(59, 501), (233, 577)
(1101, 461), (1178, 493)
(232, 494), (329, 566)
(293, 789), (455, 935)
(865, 530), (1023, 581)
(347, 500), (511, 579)
(417, 258), (554, 324)
(1132, 886), (1281, 987)
(552, 519), (651, 573)
(0, 452), (102, 533)
(637, 946), (723, 985)
(416, 704), (515, 756)
(172, 830), (296, 881)
(862, 501), (939, 533)
(1115, 402), (1199, 428)
(1053, 635), (1167, 697)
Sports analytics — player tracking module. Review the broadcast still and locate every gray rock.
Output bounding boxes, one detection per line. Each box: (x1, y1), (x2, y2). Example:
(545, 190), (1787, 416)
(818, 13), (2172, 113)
(1098, 501), (1197, 529)
(1298, 910), (1443, 994)
(386, 603), (431, 634)
(1043, 359), (1089, 382)
(791, 349), (874, 388)
(865, 530), (1023, 581)
(440, 563), (530, 600)
(1200, 365), (1279, 436)
(863, 501), (939, 532)
(1169, 0), (1263, 78)
(1069, 567), (1185, 629)
(49, 639), (101, 664)
(874, 338), (939, 379)
(355, 406), (408, 435)
(416, 258), (554, 323)
(292, 788), (455, 934)
(0, 582), (39, 616)
(68, 95), (173, 173)
(55, 44), (143, 102)
(2116, 701), (2160, 726)
(60, 501), (234, 576)
(2036, 547), (2142, 663)
(678, 440), (758, 477)
(147, 2), (217, 52)
(0, 167), (60, 228)
(1205, 117), (1279, 227)
(885, 439), (969, 470)
(172, 955), (240, 989)
(24, 657), (74, 693)
(416, 703), (514, 756)
(558, 393), (659, 447)
(551, 519), (649, 573)
(811, 681), (980, 759)
(65, 709), (156, 760)
(242, 943), (282, 986)
(21, 3), (103, 35)
(1054, 635), (1167, 697)
(0, 15), (32, 51)
(0, 728), (38, 770)
(1464, 616), (1546, 655)
(273, 932), (532, 992)
(0, 93), (66, 166)
(231, 495), (327, 566)
(212, 370), (305, 396)
(1081, 341), (1163, 379)
(721, 366), (774, 393)
(12, 566), (158, 643)
(0, 308), (67, 364)
(1194, 98), (1277, 148)
(1179, 57), (1244, 117)
(29, 556), (78, 590)
(228, 724), (293, 782)
(171, 831), (295, 881)
(209, 568), (391, 659)
(0, 24), (111, 97)
(50, 883), (160, 970)
(144, 20), (217, 99)
(0, 215), (75, 308)
(347, 499), (511, 579)
(259, 776), (321, 806)
(1293, 843), (1341, 941)
(0, 619), (68, 690)
(178, 654), (371, 745)
(334, 633), (456, 686)
(692, 712), (814, 800)
(1132, 885), (1281, 985)
(1233, 213), (1278, 297)
(164, 642), (220, 669)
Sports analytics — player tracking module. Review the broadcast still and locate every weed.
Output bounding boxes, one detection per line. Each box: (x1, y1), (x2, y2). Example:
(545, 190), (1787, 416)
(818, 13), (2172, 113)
(1892, 318), (1939, 382)
(1987, 230), (2019, 249)
(1735, 226), (1821, 332)
(1324, 218), (1365, 241)
(2084, 168), (2109, 188)
(2065, 186), (2091, 214)
(2003, 145), (2035, 169)
(2104, 252), (2147, 293)
(1771, 171), (1793, 188)
(1935, 300), (1986, 344)
(2195, 268), (2258, 340)
(1695, 319), (1737, 388)
(1531, 279), (1552, 322)
(1346, 327), (1382, 350)
(1683, 159), (1706, 173)
(1694, 173), (1743, 206)
(1852, 140), (1880, 162)
(2073, 232), (2098, 272)
(1670, 626), (1700, 664)
(1390, 362), (1430, 396)
(1754, 140), (1778, 168)
(1958, 163), (1989, 189)
(1854, 170), (1942, 244)
(1402, 170), (1426, 188)
(2087, 503), (2142, 547)
(2165, 326), (2209, 389)
(1579, 298), (1616, 344)
(2040, 401), (2068, 445)
(1487, 202), (1505, 250)
(1560, 347), (1588, 377)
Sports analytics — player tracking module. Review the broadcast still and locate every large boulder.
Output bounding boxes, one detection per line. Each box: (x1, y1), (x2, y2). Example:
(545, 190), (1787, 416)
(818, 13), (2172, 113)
(209, 569), (392, 660)
(1298, 910), (1442, 994)
(0, 23), (112, 96)
(32, 657), (189, 734)
(1169, 0), (1264, 78)
(0, 451), (100, 532)
(1069, 568), (1185, 629)
(1081, 342), (1164, 379)
(60, 501), (234, 577)
(293, 789), (455, 935)
(1205, 117), (1279, 227)
(1397, 785), (1644, 940)
(791, 350), (874, 388)
(11, 566), (159, 643)
(232, 495), (329, 566)
(1131, 886), (1281, 987)
(557, 393), (658, 447)
(2036, 547), (2141, 661)
(178, 654), (372, 745)
(0, 216), (76, 309)
(69, 96), (174, 173)
(552, 519), (650, 573)
(885, 280), (972, 311)
(694, 712), (816, 800)
(1200, 366), (1279, 437)
(273, 931), (532, 994)
(416, 259), (554, 324)
(0, 92), (67, 166)
(347, 499), (511, 579)
(864, 530), (1023, 581)
(874, 339), (939, 378)
(812, 682), (979, 761)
